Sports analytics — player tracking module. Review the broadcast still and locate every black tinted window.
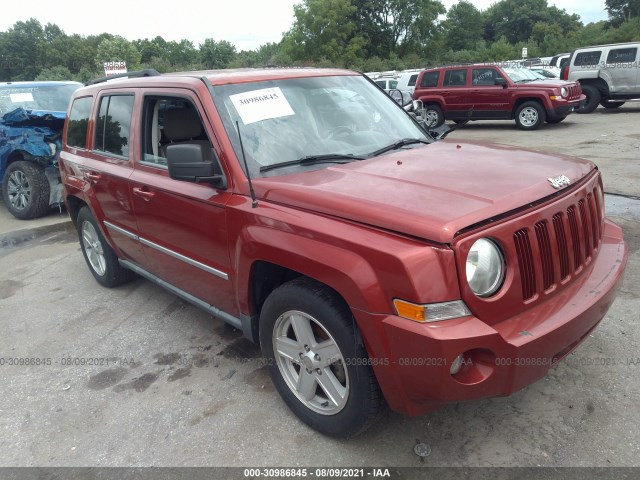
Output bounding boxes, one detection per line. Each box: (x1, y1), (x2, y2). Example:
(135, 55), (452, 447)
(574, 51), (602, 67)
(420, 71), (440, 87)
(66, 96), (92, 149)
(472, 68), (501, 86)
(443, 69), (467, 86)
(95, 95), (134, 157)
(408, 74), (418, 87)
(607, 48), (637, 63)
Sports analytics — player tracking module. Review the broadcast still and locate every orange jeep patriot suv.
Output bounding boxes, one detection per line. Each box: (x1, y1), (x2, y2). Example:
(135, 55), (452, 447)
(60, 68), (626, 437)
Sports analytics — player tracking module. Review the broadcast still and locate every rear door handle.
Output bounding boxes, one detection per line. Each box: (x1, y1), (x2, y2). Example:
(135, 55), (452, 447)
(132, 187), (155, 201)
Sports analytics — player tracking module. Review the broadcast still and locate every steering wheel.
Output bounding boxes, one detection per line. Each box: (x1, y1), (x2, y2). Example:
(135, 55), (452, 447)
(326, 125), (353, 140)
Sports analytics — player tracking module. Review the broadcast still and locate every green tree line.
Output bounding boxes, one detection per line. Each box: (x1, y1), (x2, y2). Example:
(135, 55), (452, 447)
(0, 0), (638, 82)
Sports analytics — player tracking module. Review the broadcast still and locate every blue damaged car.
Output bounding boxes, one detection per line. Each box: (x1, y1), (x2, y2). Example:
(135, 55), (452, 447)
(0, 81), (82, 219)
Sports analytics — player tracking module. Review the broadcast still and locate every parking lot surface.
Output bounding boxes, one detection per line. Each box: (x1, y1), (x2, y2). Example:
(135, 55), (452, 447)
(0, 105), (638, 468)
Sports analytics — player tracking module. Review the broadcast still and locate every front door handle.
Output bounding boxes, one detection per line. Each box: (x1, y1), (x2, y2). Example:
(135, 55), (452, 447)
(132, 187), (155, 201)
(84, 171), (102, 182)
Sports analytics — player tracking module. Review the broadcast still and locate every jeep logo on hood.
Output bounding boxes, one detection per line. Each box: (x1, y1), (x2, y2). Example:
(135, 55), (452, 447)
(548, 175), (571, 189)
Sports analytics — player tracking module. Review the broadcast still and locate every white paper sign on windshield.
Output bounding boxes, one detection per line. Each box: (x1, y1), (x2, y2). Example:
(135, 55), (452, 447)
(10, 92), (34, 103)
(230, 87), (294, 125)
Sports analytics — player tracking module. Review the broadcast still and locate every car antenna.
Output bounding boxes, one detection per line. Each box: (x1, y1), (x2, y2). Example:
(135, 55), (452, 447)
(236, 120), (258, 208)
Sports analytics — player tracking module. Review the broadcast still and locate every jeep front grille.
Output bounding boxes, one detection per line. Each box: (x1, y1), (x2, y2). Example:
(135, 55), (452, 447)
(513, 185), (604, 301)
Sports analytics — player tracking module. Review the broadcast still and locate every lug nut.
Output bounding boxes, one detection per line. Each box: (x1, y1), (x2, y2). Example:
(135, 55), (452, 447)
(304, 345), (310, 352)
(314, 354), (320, 361)
(315, 368), (322, 375)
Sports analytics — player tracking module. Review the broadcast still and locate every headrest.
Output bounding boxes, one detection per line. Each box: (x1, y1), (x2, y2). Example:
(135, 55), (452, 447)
(163, 108), (202, 141)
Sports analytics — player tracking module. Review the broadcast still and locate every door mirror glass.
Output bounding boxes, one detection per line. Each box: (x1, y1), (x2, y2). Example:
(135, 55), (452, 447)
(495, 78), (507, 87)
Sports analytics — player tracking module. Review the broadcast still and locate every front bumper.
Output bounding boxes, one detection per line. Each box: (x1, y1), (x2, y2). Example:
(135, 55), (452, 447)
(354, 219), (627, 416)
(550, 95), (586, 116)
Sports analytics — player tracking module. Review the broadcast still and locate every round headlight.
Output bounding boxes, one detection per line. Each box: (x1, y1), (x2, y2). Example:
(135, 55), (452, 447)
(560, 87), (568, 98)
(466, 238), (505, 297)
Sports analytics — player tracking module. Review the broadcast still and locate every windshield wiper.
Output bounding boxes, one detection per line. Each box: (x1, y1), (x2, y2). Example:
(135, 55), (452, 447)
(369, 138), (430, 157)
(259, 153), (365, 172)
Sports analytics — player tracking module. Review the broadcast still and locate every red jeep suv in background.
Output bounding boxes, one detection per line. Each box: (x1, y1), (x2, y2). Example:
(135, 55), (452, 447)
(60, 68), (626, 437)
(413, 64), (585, 129)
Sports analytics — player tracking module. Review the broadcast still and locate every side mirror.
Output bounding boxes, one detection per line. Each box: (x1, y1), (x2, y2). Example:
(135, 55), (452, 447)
(389, 89), (413, 107)
(166, 144), (226, 187)
(495, 78), (507, 88)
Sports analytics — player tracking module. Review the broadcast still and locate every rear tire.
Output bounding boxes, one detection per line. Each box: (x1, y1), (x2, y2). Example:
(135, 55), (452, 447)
(600, 100), (625, 109)
(1, 160), (50, 219)
(515, 101), (545, 130)
(77, 207), (135, 287)
(577, 84), (600, 113)
(259, 277), (384, 438)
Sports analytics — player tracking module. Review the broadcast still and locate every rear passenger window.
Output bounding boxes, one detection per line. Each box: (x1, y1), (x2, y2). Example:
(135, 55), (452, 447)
(574, 51), (602, 67)
(95, 95), (134, 158)
(420, 71), (440, 88)
(408, 74), (418, 87)
(443, 69), (467, 87)
(606, 48), (637, 63)
(66, 96), (92, 149)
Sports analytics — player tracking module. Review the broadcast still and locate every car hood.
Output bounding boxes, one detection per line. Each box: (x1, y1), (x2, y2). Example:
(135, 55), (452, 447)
(253, 140), (594, 244)
(515, 79), (576, 88)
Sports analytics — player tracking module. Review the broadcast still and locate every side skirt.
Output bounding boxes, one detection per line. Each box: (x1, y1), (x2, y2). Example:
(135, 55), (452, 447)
(119, 259), (243, 331)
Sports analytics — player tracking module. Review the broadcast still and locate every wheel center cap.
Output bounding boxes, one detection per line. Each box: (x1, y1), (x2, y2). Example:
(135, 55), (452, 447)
(301, 350), (321, 370)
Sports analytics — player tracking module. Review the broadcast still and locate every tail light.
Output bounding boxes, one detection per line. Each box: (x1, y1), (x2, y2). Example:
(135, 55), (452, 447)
(561, 65), (569, 80)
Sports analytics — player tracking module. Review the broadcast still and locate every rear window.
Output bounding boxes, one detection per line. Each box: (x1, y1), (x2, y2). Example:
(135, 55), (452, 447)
(66, 96), (93, 149)
(407, 74), (418, 87)
(574, 51), (602, 67)
(606, 48), (637, 63)
(420, 71), (440, 88)
(443, 69), (467, 87)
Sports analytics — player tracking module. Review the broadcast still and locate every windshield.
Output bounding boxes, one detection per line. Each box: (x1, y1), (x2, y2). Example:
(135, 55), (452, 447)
(0, 84), (81, 115)
(503, 68), (545, 82)
(210, 75), (429, 177)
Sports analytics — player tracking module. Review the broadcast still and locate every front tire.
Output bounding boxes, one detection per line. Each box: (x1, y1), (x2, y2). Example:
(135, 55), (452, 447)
(1, 161), (50, 219)
(77, 207), (135, 287)
(515, 101), (545, 130)
(577, 84), (601, 113)
(260, 278), (383, 437)
(421, 104), (444, 128)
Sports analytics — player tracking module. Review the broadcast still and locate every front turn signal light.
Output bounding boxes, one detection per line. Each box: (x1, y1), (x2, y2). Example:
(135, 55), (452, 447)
(393, 299), (472, 323)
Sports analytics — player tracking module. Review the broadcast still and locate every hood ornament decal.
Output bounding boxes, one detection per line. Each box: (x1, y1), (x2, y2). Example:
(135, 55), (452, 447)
(548, 175), (571, 189)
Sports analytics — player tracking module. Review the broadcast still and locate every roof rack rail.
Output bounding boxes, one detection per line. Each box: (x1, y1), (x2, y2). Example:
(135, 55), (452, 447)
(85, 69), (160, 86)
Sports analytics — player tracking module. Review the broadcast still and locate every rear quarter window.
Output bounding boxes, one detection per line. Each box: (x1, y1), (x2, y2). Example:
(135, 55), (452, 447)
(606, 47), (637, 63)
(66, 96), (93, 149)
(408, 74), (418, 87)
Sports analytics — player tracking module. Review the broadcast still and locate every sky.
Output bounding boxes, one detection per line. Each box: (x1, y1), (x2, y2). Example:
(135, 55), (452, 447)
(1, 0), (609, 52)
